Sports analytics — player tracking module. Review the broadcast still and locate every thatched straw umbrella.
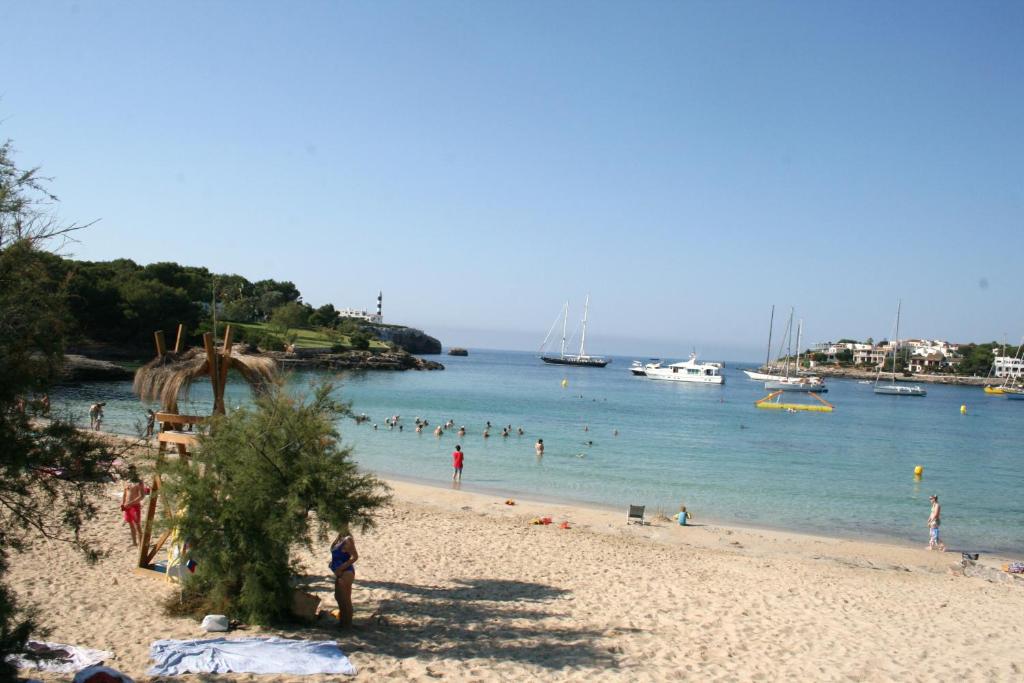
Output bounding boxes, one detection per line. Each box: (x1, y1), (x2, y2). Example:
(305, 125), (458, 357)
(133, 347), (277, 413)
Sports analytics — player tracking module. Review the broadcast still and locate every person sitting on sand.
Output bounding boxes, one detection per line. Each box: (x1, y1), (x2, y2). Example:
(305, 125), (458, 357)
(675, 505), (691, 526)
(121, 468), (147, 546)
(927, 495), (945, 551)
(330, 529), (358, 627)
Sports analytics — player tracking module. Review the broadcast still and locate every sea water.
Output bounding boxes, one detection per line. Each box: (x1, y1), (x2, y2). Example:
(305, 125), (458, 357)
(52, 349), (1024, 554)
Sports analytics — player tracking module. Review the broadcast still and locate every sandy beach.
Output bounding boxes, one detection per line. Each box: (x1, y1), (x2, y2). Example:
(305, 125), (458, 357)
(10, 476), (1024, 681)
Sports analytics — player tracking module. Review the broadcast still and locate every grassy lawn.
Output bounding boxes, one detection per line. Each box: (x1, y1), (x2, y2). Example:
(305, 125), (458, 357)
(227, 321), (388, 350)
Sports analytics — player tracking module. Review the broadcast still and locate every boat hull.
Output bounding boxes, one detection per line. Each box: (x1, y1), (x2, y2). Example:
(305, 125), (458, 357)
(630, 369), (646, 376)
(1004, 390), (1024, 400)
(984, 386), (1005, 395)
(874, 384), (927, 396)
(645, 369), (724, 384)
(743, 370), (784, 381)
(541, 355), (609, 368)
(764, 380), (828, 393)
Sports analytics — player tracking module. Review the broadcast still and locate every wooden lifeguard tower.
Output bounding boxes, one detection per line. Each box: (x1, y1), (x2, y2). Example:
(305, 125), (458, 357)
(132, 323), (275, 575)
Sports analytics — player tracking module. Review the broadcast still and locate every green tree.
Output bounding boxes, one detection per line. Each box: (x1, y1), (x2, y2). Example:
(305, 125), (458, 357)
(309, 303), (339, 329)
(163, 383), (389, 625)
(0, 139), (119, 678)
(270, 301), (310, 333)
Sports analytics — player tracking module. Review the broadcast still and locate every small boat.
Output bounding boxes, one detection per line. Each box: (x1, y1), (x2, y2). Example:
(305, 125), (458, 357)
(644, 353), (724, 384)
(1004, 389), (1024, 400)
(874, 300), (926, 397)
(874, 384), (927, 397)
(630, 359), (660, 376)
(984, 386), (1005, 395)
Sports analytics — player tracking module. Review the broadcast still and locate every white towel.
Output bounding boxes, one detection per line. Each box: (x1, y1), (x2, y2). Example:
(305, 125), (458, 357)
(147, 636), (357, 676)
(9, 640), (112, 674)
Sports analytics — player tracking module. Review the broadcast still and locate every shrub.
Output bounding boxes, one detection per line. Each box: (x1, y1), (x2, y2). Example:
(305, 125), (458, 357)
(162, 382), (389, 625)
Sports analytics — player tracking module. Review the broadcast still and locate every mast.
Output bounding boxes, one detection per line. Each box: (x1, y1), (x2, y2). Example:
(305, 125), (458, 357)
(764, 305), (775, 370)
(579, 294), (590, 358)
(795, 319), (804, 374)
(783, 308), (794, 380)
(893, 299), (901, 383)
(560, 302), (568, 358)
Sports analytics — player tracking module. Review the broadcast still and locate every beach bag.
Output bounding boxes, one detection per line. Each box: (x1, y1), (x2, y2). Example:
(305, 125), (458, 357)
(201, 614), (230, 632)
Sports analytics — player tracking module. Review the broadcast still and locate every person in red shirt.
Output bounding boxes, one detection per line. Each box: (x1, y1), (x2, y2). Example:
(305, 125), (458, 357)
(452, 444), (464, 482)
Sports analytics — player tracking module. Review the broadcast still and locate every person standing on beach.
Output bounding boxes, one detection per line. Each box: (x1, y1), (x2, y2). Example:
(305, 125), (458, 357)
(145, 409), (156, 438)
(120, 468), (147, 546)
(452, 445), (464, 481)
(330, 529), (358, 627)
(927, 495), (945, 551)
(89, 402), (105, 430)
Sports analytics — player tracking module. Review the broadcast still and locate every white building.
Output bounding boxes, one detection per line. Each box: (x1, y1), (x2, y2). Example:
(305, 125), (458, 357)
(993, 355), (1024, 378)
(338, 291), (383, 324)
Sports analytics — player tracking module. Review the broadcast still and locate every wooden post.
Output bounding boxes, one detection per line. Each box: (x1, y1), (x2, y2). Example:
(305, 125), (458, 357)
(216, 325), (234, 414)
(203, 332), (222, 414)
(154, 330), (166, 357)
(173, 324), (186, 353)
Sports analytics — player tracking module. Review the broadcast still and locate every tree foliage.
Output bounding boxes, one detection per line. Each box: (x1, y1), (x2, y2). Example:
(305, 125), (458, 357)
(163, 383), (389, 625)
(0, 138), (121, 679)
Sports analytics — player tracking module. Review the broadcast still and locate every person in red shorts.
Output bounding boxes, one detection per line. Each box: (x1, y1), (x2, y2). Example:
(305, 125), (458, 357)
(452, 444), (464, 482)
(120, 467), (147, 547)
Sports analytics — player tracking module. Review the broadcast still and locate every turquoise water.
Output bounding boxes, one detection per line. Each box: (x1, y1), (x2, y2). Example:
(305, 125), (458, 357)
(53, 350), (1024, 554)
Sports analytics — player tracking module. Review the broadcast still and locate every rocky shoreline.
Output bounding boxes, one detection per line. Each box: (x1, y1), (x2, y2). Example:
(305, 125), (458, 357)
(270, 349), (444, 371)
(60, 349), (443, 384)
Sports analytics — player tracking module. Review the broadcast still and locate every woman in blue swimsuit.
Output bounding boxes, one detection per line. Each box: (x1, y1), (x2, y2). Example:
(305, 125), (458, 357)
(330, 529), (358, 627)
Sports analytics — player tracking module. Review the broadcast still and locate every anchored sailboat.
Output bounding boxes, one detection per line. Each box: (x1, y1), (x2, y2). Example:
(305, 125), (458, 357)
(874, 299), (926, 397)
(744, 305), (785, 381)
(539, 295), (609, 368)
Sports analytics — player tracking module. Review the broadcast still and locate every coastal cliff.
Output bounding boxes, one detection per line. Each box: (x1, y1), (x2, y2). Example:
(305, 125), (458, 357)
(271, 348), (444, 371)
(366, 325), (442, 355)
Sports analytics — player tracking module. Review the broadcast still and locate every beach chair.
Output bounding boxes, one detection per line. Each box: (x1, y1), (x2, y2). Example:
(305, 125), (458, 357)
(627, 505), (645, 525)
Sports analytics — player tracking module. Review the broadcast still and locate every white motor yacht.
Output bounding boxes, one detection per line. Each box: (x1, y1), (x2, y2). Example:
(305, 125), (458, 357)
(643, 353), (724, 384)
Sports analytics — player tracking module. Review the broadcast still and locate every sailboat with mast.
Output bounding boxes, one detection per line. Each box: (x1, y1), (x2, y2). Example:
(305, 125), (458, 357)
(744, 305), (785, 381)
(539, 295), (609, 368)
(765, 315), (828, 392)
(874, 299), (926, 397)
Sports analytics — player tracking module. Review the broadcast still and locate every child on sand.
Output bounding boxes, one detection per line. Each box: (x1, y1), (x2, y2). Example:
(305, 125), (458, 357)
(675, 504), (691, 526)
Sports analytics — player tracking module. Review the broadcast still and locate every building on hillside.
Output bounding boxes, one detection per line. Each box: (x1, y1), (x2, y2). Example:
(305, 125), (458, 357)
(993, 355), (1024, 378)
(338, 291), (383, 324)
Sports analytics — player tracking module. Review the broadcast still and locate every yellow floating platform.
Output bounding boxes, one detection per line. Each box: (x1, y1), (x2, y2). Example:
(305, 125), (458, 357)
(755, 390), (834, 413)
(983, 386), (1004, 395)
(756, 402), (833, 412)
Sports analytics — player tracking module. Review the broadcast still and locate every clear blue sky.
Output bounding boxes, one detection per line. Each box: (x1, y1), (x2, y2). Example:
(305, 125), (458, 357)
(3, 1), (1022, 359)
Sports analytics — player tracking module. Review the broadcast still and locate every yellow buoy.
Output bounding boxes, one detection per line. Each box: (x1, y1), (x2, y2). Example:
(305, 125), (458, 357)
(560, 378), (568, 389)
(960, 404), (967, 415)
(914, 465), (924, 477)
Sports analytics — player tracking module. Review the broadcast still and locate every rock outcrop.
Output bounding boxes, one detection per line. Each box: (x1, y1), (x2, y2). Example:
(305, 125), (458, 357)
(367, 326), (442, 355)
(271, 349), (444, 371)
(448, 348), (469, 356)
(61, 354), (135, 382)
